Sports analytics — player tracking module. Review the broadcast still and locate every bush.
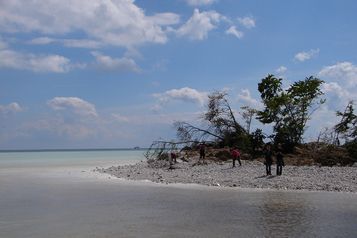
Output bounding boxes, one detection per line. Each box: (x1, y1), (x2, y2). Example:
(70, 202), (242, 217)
(214, 150), (231, 161)
(344, 140), (357, 163)
(314, 145), (353, 166)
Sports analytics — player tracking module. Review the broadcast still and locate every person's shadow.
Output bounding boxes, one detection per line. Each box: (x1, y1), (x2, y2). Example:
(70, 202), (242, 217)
(255, 175), (276, 179)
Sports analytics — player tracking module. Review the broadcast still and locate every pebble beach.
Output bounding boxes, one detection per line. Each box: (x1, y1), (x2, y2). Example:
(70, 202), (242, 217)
(99, 159), (357, 193)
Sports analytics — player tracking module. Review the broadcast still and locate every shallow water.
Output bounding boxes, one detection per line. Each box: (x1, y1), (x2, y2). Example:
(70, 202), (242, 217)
(0, 151), (356, 238)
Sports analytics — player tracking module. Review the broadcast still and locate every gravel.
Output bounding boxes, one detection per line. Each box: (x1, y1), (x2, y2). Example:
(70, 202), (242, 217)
(98, 159), (357, 193)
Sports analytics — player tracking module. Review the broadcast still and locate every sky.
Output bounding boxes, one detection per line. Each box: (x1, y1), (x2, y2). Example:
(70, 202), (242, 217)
(1, 0), (357, 149)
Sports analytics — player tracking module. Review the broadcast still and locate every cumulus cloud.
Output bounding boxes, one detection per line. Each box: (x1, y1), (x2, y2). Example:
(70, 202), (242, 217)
(318, 62), (357, 87)
(91, 51), (140, 72)
(237, 16), (255, 29)
(238, 89), (262, 109)
(47, 97), (98, 117)
(322, 82), (350, 99)
(185, 0), (217, 6)
(225, 26), (244, 39)
(317, 62), (357, 110)
(153, 87), (208, 106)
(294, 49), (319, 62)
(276, 66), (287, 74)
(0, 0), (180, 48)
(0, 102), (23, 114)
(0, 48), (72, 73)
(176, 9), (221, 40)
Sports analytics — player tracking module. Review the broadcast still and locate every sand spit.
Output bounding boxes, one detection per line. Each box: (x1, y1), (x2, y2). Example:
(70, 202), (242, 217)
(98, 159), (357, 193)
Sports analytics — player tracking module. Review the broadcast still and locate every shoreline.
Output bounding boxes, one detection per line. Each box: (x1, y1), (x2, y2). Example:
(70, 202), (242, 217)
(99, 159), (357, 193)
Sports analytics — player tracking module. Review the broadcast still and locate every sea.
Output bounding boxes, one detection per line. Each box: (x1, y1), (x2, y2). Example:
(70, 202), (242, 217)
(0, 150), (356, 238)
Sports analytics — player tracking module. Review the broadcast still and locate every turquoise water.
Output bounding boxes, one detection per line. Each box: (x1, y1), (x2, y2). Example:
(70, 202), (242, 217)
(0, 150), (356, 237)
(0, 150), (145, 169)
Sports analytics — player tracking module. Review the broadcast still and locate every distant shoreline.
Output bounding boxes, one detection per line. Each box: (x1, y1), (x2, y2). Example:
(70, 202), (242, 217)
(0, 148), (149, 153)
(100, 159), (357, 193)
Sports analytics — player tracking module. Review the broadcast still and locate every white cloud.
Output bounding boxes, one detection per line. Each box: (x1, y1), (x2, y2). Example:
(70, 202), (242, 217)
(47, 97), (98, 117)
(318, 62), (357, 87)
(147, 13), (180, 26)
(294, 48), (320, 62)
(111, 113), (129, 123)
(238, 89), (262, 109)
(237, 16), (255, 29)
(24, 117), (97, 140)
(276, 66), (287, 74)
(91, 51), (140, 72)
(29, 37), (56, 45)
(317, 62), (357, 110)
(0, 48), (72, 73)
(322, 82), (351, 99)
(0, 0), (180, 48)
(185, 0), (217, 6)
(153, 87), (208, 106)
(29, 37), (104, 49)
(225, 26), (244, 39)
(0, 102), (23, 114)
(176, 9), (221, 40)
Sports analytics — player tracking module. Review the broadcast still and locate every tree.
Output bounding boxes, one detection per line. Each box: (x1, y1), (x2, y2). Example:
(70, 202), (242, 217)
(146, 91), (249, 163)
(334, 101), (357, 142)
(240, 106), (257, 134)
(257, 74), (324, 151)
(175, 91), (247, 147)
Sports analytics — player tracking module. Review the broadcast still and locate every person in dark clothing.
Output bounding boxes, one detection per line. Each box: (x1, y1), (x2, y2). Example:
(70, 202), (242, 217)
(231, 148), (241, 167)
(276, 150), (284, 175)
(264, 145), (273, 176)
(170, 151), (177, 164)
(199, 143), (206, 161)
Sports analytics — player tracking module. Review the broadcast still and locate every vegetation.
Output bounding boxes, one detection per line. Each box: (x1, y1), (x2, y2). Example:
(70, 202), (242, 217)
(145, 74), (357, 167)
(257, 75), (325, 152)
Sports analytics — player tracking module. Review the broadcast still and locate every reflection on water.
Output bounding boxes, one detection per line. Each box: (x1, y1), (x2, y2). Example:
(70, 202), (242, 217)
(258, 192), (311, 237)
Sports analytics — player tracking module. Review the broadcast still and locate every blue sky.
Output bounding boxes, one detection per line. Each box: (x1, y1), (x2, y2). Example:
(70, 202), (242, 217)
(1, 0), (357, 149)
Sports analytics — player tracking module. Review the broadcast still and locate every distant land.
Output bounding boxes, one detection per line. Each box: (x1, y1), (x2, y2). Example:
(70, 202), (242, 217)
(0, 147), (148, 153)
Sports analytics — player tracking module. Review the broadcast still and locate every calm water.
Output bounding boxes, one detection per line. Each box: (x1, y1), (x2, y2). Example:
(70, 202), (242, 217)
(0, 150), (356, 238)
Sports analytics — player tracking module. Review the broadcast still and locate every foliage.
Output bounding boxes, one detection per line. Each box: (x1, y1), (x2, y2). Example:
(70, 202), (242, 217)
(214, 150), (231, 161)
(240, 106), (257, 134)
(335, 101), (357, 141)
(175, 91), (248, 148)
(313, 145), (353, 166)
(344, 139), (357, 163)
(249, 128), (266, 159)
(257, 74), (325, 151)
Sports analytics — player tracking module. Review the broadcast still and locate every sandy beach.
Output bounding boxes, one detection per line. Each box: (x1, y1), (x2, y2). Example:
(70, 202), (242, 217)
(100, 159), (357, 193)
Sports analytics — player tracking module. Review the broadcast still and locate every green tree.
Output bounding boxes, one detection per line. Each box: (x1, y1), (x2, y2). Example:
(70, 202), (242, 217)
(257, 74), (325, 151)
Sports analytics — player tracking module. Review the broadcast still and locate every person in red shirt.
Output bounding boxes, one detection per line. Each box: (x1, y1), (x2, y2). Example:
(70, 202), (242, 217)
(231, 148), (241, 167)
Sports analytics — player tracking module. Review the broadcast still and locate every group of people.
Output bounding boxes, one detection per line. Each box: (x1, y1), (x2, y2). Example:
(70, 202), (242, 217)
(171, 143), (285, 176)
(206, 143), (285, 176)
(263, 144), (285, 176)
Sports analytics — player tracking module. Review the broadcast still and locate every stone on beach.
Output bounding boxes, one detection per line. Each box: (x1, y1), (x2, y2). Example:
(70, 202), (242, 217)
(99, 159), (357, 193)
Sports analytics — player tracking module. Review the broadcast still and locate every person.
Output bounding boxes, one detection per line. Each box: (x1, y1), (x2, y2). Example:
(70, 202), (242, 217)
(264, 144), (273, 176)
(276, 150), (284, 176)
(231, 147), (241, 167)
(199, 143), (206, 161)
(170, 151), (177, 164)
